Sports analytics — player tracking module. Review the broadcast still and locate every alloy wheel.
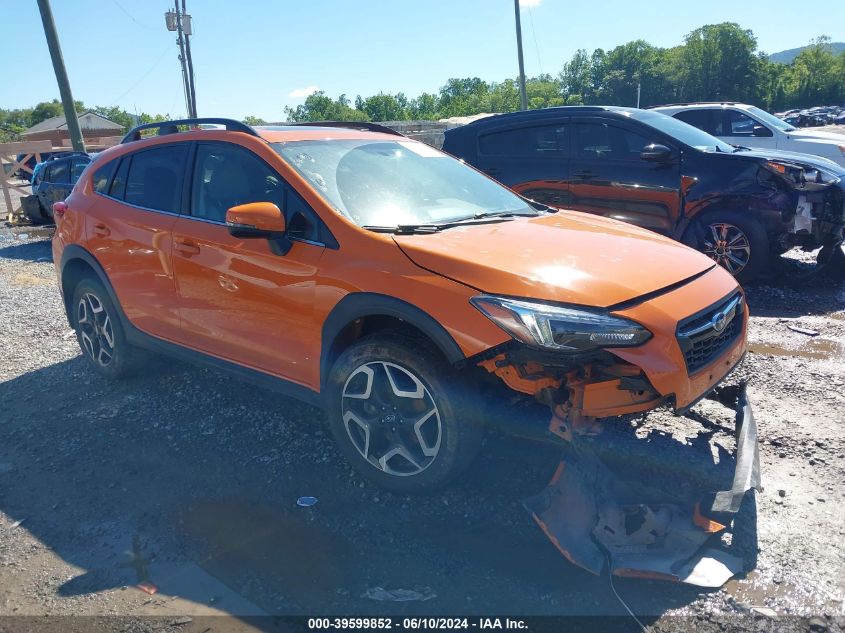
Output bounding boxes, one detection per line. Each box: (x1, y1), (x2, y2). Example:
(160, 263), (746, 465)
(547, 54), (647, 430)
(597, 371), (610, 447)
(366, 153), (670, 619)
(76, 293), (115, 368)
(702, 223), (751, 275)
(341, 361), (442, 477)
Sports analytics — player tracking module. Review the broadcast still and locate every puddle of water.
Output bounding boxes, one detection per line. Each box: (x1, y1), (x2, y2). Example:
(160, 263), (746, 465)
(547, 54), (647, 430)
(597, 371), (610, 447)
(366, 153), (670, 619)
(749, 338), (844, 360)
(182, 498), (357, 605)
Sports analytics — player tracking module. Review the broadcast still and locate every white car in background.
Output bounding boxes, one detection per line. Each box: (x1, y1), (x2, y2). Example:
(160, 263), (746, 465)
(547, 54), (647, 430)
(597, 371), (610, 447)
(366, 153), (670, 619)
(651, 103), (845, 167)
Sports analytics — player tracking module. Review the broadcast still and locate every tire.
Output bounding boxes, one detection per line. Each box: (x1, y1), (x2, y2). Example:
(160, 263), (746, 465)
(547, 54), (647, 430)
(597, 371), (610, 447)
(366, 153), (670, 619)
(71, 278), (137, 379)
(683, 211), (769, 283)
(38, 198), (54, 223)
(325, 330), (483, 493)
(22, 195), (47, 225)
(818, 242), (845, 282)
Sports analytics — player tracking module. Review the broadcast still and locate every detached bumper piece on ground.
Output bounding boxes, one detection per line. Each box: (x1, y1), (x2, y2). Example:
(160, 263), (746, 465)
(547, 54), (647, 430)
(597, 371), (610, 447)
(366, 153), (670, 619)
(525, 382), (761, 588)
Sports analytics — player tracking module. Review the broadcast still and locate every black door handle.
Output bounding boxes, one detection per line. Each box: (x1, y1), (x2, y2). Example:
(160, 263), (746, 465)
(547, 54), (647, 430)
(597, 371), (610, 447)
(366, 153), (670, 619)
(482, 167), (500, 176)
(573, 170), (596, 179)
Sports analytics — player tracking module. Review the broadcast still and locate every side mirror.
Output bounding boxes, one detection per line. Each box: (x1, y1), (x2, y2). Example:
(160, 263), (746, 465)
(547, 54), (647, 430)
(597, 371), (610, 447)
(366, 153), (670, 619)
(640, 143), (673, 162)
(752, 125), (773, 138)
(226, 202), (292, 255)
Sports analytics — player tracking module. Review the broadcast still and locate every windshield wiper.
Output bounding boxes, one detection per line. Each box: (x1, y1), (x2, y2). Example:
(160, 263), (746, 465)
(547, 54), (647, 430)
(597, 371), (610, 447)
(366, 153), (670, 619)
(362, 214), (518, 235)
(362, 224), (439, 234)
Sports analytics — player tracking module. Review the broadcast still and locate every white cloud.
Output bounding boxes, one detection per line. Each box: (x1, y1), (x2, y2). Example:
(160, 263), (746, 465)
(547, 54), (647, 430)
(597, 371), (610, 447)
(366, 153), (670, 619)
(288, 86), (320, 99)
(519, 0), (542, 6)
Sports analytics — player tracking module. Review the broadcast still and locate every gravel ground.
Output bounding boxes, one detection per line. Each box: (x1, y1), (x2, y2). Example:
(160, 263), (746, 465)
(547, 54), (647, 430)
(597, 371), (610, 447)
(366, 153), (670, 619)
(0, 225), (843, 633)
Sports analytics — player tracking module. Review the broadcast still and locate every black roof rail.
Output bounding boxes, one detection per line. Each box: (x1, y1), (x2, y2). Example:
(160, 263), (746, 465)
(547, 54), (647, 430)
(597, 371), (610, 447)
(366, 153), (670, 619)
(121, 118), (260, 144)
(291, 121), (404, 137)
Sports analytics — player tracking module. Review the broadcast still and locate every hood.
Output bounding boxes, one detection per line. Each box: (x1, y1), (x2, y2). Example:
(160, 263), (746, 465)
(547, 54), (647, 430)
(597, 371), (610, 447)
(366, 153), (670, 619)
(787, 129), (845, 144)
(734, 147), (845, 174)
(393, 211), (717, 308)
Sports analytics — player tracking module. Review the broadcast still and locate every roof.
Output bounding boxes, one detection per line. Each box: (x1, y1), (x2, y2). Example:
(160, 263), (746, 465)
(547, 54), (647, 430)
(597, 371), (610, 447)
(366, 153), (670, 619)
(649, 103), (749, 110)
(23, 111), (124, 135)
(254, 125), (404, 143)
(450, 106), (645, 131)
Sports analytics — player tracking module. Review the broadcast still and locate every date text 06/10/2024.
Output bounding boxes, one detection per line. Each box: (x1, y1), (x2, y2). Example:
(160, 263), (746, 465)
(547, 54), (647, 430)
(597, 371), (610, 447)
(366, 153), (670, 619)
(307, 618), (529, 630)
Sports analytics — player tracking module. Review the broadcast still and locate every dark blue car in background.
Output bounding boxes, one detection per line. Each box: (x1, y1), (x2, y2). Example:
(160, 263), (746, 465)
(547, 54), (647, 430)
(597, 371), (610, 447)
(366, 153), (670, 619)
(28, 152), (91, 223)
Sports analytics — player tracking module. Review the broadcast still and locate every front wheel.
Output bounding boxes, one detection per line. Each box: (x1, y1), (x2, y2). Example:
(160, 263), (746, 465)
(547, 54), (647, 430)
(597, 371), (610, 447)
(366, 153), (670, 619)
(325, 331), (483, 493)
(817, 241), (845, 281)
(683, 211), (769, 283)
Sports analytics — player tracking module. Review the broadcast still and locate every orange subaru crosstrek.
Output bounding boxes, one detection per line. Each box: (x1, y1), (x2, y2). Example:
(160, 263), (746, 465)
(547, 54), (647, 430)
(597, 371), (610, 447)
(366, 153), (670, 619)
(52, 117), (757, 504)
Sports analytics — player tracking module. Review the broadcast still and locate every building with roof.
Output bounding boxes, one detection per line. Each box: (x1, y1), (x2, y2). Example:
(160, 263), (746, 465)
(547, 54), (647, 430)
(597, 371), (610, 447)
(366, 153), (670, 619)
(21, 112), (124, 147)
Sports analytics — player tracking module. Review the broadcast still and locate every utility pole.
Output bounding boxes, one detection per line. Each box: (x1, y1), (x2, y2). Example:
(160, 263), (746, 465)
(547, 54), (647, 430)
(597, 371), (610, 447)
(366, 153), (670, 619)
(165, 3), (195, 118)
(36, 0), (84, 152)
(182, 0), (197, 118)
(513, 0), (528, 111)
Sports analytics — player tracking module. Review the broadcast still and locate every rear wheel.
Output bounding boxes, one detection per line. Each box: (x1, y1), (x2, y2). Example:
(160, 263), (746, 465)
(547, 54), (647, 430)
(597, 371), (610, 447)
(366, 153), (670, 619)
(326, 331), (483, 493)
(71, 278), (136, 379)
(683, 211), (769, 283)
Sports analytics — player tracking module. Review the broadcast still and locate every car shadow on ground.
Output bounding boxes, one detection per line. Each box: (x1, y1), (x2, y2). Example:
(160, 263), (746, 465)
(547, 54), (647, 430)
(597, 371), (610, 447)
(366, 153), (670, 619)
(0, 350), (756, 623)
(0, 238), (54, 263)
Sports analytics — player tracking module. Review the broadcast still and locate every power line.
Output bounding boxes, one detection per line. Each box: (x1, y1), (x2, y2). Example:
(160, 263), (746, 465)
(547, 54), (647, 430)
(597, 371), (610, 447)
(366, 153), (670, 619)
(110, 45), (171, 104)
(527, 6), (544, 76)
(109, 0), (158, 30)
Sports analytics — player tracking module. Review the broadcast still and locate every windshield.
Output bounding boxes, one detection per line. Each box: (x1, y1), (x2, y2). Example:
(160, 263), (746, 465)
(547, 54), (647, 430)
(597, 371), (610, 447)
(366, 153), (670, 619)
(272, 139), (535, 228)
(747, 106), (796, 132)
(641, 111), (735, 153)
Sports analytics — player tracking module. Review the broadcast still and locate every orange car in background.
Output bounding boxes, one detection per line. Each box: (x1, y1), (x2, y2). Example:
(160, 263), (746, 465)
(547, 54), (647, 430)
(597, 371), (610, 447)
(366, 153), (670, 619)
(52, 118), (759, 586)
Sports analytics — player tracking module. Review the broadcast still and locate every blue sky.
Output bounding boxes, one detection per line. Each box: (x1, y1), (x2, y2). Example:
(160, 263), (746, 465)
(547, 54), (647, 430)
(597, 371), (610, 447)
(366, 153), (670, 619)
(1, 0), (842, 121)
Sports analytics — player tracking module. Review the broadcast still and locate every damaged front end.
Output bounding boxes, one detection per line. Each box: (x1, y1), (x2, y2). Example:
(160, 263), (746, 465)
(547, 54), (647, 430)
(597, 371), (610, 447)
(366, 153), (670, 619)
(473, 289), (760, 587)
(761, 157), (845, 272)
(525, 383), (760, 588)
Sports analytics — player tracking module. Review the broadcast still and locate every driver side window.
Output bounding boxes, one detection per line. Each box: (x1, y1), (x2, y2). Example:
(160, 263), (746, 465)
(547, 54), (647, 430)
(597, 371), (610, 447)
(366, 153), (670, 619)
(191, 143), (284, 223)
(724, 110), (770, 137)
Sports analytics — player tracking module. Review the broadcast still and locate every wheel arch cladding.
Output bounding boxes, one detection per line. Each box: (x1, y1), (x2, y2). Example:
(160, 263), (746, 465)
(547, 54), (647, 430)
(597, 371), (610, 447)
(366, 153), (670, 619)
(321, 293), (465, 390)
(59, 246), (121, 326)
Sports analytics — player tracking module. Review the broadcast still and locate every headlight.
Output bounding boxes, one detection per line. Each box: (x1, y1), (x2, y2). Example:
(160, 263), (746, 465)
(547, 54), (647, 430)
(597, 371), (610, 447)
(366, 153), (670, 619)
(471, 295), (651, 352)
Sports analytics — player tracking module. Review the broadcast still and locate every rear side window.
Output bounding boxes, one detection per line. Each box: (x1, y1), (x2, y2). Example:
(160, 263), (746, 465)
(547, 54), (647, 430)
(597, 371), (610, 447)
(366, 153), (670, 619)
(48, 160), (69, 184)
(108, 159), (129, 198)
(70, 159), (88, 183)
(573, 123), (653, 161)
(123, 144), (187, 213)
(674, 109), (718, 135)
(479, 124), (568, 156)
(92, 160), (116, 194)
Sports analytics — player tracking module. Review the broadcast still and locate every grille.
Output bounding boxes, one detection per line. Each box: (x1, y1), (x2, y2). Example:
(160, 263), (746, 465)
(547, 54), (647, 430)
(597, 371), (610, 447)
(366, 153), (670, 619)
(677, 293), (744, 374)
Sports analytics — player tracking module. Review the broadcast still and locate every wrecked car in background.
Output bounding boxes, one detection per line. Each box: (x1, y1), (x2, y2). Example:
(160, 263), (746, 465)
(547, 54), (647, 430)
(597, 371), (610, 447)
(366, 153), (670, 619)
(443, 106), (845, 281)
(53, 118), (759, 588)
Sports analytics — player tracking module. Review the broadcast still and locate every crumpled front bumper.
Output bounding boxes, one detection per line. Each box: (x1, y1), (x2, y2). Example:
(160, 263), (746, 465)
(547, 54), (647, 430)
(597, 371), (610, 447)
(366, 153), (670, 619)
(524, 382), (761, 588)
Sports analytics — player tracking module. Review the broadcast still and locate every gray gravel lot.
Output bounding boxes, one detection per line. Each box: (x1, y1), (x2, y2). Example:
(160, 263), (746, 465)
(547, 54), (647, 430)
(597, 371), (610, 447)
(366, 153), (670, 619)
(0, 225), (843, 632)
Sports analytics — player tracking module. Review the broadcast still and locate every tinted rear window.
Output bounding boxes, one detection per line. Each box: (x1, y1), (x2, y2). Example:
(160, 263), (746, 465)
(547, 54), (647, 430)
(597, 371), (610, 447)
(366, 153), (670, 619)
(123, 144), (187, 213)
(674, 109), (718, 135)
(92, 160), (116, 194)
(48, 160), (69, 184)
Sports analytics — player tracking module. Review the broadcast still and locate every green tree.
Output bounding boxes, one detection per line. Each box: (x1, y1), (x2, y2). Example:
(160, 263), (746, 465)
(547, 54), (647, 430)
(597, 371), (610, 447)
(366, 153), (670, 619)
(359, 93), (409, 121)
(437, 78), (490, 117)
(30, 100), (66, 125)
(789, 37), (842, 107)
(676, 23), (760, 102)
(409, 93), (440, 120)
(559, 49), (594, 103)
(242, 115), (267, 125)
(283, 91), (369, 122)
